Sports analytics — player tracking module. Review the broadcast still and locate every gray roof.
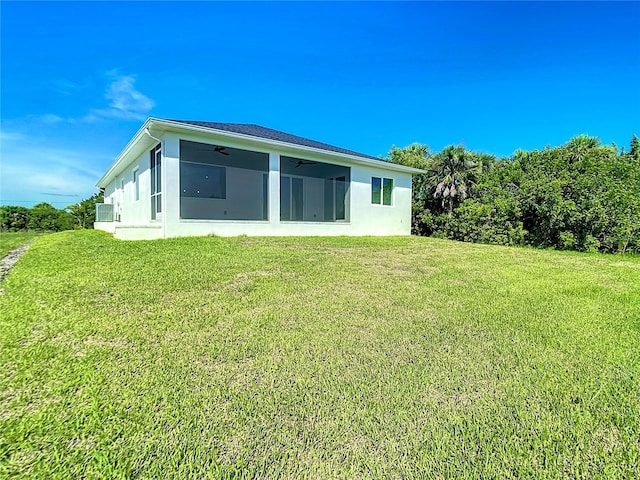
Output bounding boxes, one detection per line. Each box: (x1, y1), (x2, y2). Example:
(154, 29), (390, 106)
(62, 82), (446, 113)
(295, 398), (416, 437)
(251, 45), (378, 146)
(169, 119), (380, 160)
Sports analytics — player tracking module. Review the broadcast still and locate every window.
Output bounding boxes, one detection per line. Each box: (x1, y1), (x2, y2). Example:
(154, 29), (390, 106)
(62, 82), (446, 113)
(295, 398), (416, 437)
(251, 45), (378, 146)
(280, 176), (290, 221)
(382, 178), (394, 206)
(263, 173), (269, 220)
(181, 163), (226, 199)
(133, 169), (139, 201)
(371, 177), (381, 204)
(372, 177), (393, 206)
(292, 178), (303, 220)
(280, 176), (303, 221)
(335, 176), (346, 219)
(150, 144), (162, 219)
(324, 176), (347, 221)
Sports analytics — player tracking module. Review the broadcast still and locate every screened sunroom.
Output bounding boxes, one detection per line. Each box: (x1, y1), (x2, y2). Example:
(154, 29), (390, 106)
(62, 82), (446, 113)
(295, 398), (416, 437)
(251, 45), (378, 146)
(180, 140), (269, 220)
(179, 139), (350, 223)
(280, 156), (350, 222)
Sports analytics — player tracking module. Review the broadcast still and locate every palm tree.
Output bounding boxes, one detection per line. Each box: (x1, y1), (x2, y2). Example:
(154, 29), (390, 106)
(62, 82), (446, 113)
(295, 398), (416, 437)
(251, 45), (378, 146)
(430, 145), (481, 216)
(475, 152), (497, 173)
(629, 134), (640, 162)
(565, 135), (601, 163)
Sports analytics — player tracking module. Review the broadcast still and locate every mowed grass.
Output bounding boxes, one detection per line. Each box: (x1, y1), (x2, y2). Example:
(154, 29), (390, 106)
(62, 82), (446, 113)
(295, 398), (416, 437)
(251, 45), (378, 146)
(1, 230), (639, 479)
(0, 231), (42, 258)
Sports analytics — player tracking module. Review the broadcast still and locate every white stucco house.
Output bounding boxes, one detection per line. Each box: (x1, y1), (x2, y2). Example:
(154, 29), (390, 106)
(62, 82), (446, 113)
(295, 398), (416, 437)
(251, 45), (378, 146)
(94, 118), (423, 240)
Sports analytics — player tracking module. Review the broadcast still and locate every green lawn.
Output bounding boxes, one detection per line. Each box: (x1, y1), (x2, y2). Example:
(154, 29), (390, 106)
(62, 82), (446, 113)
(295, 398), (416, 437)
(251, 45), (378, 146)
(1, 230), (639, 479)
(0, 231), (42, 258)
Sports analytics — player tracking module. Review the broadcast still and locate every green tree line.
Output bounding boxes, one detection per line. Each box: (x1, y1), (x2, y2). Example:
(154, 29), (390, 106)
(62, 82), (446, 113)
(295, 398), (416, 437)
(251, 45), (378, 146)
(389, 135), (640, 254)
(0, 193), (103, 232)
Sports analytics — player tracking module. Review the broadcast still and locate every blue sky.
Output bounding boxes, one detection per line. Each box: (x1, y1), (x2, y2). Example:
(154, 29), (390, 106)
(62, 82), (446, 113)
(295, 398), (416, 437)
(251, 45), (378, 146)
(1, 1), (639, 207)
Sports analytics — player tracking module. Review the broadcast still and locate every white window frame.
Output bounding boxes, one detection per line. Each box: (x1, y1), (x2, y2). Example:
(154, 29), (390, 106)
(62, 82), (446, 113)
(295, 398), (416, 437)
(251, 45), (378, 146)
(133, 168), (139, 201)
(371, 176), (394, 206)
(150, 144), (162, 221)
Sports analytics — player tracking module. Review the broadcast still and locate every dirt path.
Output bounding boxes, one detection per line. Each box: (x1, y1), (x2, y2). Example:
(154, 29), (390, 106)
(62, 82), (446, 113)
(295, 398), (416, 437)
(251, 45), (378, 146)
(0, 241), (35, 292)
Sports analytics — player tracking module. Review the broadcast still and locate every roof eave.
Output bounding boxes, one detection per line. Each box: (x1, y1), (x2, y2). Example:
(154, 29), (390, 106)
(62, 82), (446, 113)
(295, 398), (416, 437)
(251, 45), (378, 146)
(96, 118), (151, 188)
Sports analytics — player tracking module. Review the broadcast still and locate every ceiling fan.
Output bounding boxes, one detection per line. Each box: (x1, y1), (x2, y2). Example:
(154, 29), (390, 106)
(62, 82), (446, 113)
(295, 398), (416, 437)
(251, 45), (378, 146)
(195, 145), (230, 156)
(295, 160), (317, 168)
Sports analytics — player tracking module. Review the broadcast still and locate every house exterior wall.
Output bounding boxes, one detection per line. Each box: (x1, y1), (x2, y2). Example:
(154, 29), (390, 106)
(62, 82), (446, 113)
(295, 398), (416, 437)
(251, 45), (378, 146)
(350, 164), (412, 235)
(99, 148), (165, 239)
(96, 128), (415, 240)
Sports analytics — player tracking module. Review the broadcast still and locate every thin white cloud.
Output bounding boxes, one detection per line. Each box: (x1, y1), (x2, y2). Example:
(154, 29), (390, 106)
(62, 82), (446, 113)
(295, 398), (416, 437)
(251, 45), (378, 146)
(19, 72), (156, 125)
(84, 73), (155, 122)
(53, 79), (83, 96)
(0, 131), (107, 205)
(107, 75), (155, 115)
(0, 130), (26, 142)
(0, 70), (152, 205)
(39, 114), (65, 124)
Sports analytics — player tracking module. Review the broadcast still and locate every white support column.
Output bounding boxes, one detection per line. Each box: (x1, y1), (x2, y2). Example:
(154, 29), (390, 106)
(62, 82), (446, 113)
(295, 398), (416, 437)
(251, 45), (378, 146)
(269, 152), (280, 224)
(162, 133), (181, 238)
